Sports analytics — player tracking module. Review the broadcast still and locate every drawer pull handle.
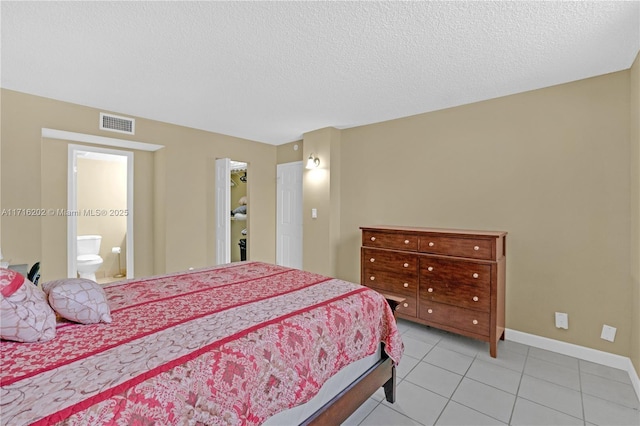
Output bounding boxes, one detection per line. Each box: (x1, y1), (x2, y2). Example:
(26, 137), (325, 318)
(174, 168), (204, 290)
(474, 246), (480, 251)
(370, 258), (375, 262)
(370, 276), (375, 281)
(427, 309), (433, 314)
(472, 319), (478, 325)
(427, 266), (434, 272)
(403, 283), (409, 288)
(403, 262), (409, 268)
(403, 303), (409, 308)
(473, 273), (479, 279)
(404, 239), (410, 244)
(428, 287), (433, 293)
(473, 296), (479, 302)
(370, 237), (376, 242)
(428, 242), (435, 247)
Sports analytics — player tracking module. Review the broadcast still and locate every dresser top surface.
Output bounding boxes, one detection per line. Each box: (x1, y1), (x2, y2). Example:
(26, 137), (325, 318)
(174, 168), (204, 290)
(360, 225), (507, 238)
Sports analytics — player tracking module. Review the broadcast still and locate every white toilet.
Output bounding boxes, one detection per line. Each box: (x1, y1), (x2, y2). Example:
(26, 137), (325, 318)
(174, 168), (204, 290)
(77, 235), (103, 281)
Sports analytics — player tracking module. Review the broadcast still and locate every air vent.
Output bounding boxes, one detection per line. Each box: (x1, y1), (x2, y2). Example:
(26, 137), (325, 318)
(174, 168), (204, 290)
(100, 112), (135, 135)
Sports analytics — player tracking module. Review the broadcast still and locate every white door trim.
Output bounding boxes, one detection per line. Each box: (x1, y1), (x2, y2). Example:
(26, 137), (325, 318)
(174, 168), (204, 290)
(215, 158), (231, 264)
(67, 144), (134, 279)
(44, 128), (163, 151)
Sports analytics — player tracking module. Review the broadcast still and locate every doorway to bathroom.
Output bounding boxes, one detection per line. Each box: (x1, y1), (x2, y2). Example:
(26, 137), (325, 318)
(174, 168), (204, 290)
(68, 145), (134, 281)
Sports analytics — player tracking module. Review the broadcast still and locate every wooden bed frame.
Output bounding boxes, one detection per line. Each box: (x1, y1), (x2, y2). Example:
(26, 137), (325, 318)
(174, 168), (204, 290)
(301, 347), (396, 425)
(301, 294), (404, 425)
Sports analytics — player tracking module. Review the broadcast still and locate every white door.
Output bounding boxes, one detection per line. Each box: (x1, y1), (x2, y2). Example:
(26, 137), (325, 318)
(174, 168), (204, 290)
(215, 158), (231, 264)
(276, 161), (303, 269)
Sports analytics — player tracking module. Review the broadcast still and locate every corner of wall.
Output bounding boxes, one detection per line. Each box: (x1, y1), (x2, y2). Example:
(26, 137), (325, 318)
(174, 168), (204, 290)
(629, 50), (640, 377)
(301, 127), (342, 276)
(153, 147), (167, 274)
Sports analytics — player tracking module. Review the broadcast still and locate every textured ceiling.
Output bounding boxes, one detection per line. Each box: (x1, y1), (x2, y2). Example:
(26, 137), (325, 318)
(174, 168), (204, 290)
(2, 1), (639, 145)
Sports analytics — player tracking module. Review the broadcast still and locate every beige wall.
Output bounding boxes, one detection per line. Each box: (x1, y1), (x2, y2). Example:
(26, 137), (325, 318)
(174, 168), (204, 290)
(0, 89), (277, 281)
(76, 157), (127, 278)
(276, 140), (303, 164)
(325, 70), (633, 358)
(630, 52), (639, 373)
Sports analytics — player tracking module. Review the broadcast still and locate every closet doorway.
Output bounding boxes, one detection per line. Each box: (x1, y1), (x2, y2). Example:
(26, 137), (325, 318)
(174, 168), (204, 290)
(215, 158), (248, 264)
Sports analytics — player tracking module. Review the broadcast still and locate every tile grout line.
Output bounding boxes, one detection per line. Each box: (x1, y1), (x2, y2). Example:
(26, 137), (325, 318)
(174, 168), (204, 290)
(431, 347), (478, 426)
(578, 360), (587, 426)
(507, 344), (528, 425)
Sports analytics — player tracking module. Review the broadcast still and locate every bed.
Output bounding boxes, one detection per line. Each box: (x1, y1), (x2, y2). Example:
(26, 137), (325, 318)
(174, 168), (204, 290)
(0, 261), (403, 425)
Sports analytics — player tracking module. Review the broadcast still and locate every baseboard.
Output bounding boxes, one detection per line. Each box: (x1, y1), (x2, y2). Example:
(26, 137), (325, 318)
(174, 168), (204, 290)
(505, 328), (640, 402)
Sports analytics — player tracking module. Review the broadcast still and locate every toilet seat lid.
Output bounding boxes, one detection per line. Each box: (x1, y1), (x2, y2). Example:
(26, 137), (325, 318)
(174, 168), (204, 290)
(78, 254), (101, 262)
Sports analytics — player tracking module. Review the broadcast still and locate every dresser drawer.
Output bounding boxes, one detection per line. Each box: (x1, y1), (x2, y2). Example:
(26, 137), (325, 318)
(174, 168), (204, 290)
(362, 248), (418, 274)
(419, 301), (490, 336)
(420, 257), (491, 288)
(419, 282), (490, 312)
(379, 291), (417, 318)
(362, 267), (418, 297)
(362, 230), (418, 251)
(419, 235), (494, 260)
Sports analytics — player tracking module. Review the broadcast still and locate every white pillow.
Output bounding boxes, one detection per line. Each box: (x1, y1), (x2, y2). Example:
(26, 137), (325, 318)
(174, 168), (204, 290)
(42, 278), (112, 324)
(1, 268), (57, 342)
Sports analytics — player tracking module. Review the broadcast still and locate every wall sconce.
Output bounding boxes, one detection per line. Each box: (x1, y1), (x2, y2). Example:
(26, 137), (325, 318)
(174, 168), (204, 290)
(306, 154), (320, 169)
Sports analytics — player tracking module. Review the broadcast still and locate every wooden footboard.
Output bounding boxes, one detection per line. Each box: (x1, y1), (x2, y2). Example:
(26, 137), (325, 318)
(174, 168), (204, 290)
(300, 351), (396, 425)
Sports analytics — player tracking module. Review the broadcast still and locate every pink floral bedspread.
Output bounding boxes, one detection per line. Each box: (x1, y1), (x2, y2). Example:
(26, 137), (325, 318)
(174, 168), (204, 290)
(1, 262), (403, 425)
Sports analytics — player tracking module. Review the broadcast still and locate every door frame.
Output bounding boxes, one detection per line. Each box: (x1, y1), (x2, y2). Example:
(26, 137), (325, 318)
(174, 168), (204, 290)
(215, 158), (231, 264)
(67, 144), (134, 279)
(215, 158), (249, 264)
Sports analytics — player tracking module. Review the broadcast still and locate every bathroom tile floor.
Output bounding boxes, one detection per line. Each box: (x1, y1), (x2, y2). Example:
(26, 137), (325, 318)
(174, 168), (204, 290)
(97, 276), (124, 285)
(343, 319), (640, 426)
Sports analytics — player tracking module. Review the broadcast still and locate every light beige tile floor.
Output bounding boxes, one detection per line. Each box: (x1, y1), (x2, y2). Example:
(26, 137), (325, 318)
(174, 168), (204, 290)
(97, 276), (125, 285)
(344, 319), (640, 426)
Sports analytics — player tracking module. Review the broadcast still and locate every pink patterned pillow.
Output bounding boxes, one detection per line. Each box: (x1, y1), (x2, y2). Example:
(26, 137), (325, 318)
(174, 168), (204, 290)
(42, 278), (112, 324)
(0, 268), (57, 342)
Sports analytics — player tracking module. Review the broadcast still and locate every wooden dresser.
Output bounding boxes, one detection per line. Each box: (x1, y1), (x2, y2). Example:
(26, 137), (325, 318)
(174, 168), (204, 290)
(361, 226), (507, 357)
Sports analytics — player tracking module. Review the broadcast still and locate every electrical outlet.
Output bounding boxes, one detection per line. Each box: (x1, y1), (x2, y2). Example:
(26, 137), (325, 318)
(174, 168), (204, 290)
(555, 312), (569, 329)
(601, 325), (616, 342)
